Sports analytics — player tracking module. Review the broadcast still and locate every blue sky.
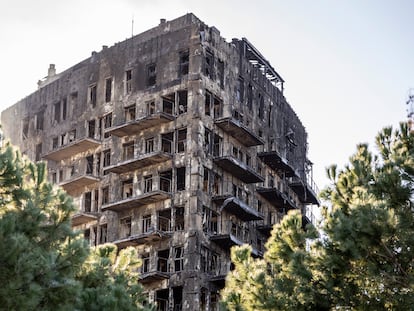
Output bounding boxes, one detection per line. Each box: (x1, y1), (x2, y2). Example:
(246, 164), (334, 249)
(0, 0), (413, 190)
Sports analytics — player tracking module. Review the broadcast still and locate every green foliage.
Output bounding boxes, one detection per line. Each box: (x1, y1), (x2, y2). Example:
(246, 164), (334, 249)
(221, 123), (414, 310)
(0, 143), (152, 311)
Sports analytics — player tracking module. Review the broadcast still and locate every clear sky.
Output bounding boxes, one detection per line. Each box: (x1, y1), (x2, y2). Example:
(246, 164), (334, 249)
(0, 0), (413, 190)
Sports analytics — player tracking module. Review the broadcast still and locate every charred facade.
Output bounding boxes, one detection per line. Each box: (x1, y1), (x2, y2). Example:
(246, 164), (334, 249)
(1, 13), (319, 310)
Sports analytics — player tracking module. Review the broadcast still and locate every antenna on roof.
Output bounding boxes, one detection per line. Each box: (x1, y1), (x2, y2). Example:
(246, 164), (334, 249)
(131, 15), (134, 37)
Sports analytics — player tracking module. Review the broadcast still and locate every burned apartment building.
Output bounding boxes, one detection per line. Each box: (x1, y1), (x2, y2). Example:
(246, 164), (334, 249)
(1, 13), (319, 311)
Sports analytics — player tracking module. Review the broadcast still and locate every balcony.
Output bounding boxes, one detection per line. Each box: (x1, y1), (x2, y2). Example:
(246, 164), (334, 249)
(212, 194), (263, 221)
(113, 216), (172, 249)
(59, 175), (100, 195)
(43, 137), (101, 161)
(215, 117), (264, 147)
(289, 176), (319, 205)
(139, 258), (170, 284)
(102, 176), (172, 212)
(71, 212), (98, 226)
(213, 146), (264, 184)
(209, 220), (261, 257)
(207, 258), (229, 288)
(106, 112), (175, 137)
(104, 137), (173, 174)
(256, 211), (284, 237)
(257, 151), (296, 177)
(256, 187), (296, 210)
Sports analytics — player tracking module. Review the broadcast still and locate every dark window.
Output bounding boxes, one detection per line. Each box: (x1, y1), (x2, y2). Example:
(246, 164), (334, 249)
(51, 172), (57, 184)
(204, 127), (211, 154)
(84, 192), (92, 212)
(176, 167), (186, 191)
(22, 118), (29, 140)
(88, 120), (95, 139)
(103, 149), (111, 167)
(157, 250), (169, 273)
(54, 102), (60, 122)
(145, 137), (154, 153)
(205, 91), (211, 116)
(147, 63), (156, 86)
(125, 105), (136, 121)
(247, 84), (253, 110)
(162, 93), (175, 115)
(68, 129), (76, 143)
(35, 143), (42, 161)
(36, 111), (44, 131)
(174, 247), (184, 272)
(120, 216), (132, 238)
(105, 77), (112, 103)
(52, 137), (58, 149)
(217, 59), (224, 88)
(141, 253), (150, 273)
(179, 50), (189, 76)
(178, 90), (188, 114)
(122, 179), (133, 198)
(176, 128), (187, 153)
(86, 155), (94, 174)
(174, 206), (184, 231)
(146, 101), (155, 115)
(62, 98), (67, 120)
(258, 93), (264, 120)
(156, 289), (169, 311)
(89, 84), (97, 107)
(125, 70), (132, 94)
(99, 224), (107, 244)
(123, 142), (134, 161)
(204, 50), (214, 79)
(103, 113), (112, 138)
(236, 77), (244, 102)
(213, 96), (222, 119)
(101, 186), (109, 205)
(203, 166), (209, 192)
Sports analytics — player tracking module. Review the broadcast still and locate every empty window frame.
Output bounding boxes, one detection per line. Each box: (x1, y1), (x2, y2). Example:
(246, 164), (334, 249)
(204, 127), (212, 154)
(103, 149), (111, 167)
(179, 50), (189, 76)
(173, 287), (183, 311)
(105, 77), (112, 103)
(122, 179), (133, 198)
(158, 209), (171, 231)
(176, 128), (187, 153)
(258, 93), (264, 120)
(202, 206), (218, 234)
(99, 224), (107, 244)
(247, 83), (253, 111)
(123, 142), (135, 160)
(101, 186), (109, 205)
(205, 90), (212, 116)
(120, 216), (132, 238)
(141, 253), (150, 274)
(89, 84), (97, 107)
(157, 249), (169, 273)
(54, 101), (61, 122)
(146, 63), (156, 87)
(22, 118), (29, 140)
(146, 100), (155, 115)
(177, 90), (188, 114)
(68, 129), (76, 143)
(88, 119), (96, 139)
(161, 132), (173, 153)
(84, 191), (92, 212)
(145, 137), (155, 153)
(174, 206), (184, 231)
(202, 166), (209, 193)
(62, 98), (67, 120)
(155, 288), (169, 311)
(162, 93), (175, 115)
(103, 113), (112, 138)
(142, 215), (152, 233)
(86, 155), (94, 174)
(217, 59), (224, 88)
(124, 105), (136, 121)
(176, 167), (186, 191)
(174, 246), (184, 272)
(125, 70), (132, 94)
(236, 77), (244, 102)
(35, 143), (42, 161)
(36, 111), (44, 131)
(52, 137), (58, 149)
(204, 50), (214, 79)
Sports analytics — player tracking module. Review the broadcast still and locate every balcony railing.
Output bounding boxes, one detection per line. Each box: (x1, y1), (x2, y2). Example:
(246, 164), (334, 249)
(256, 211), (285, 236)
(43, 137), (101, 161)
(213, 145), (264, 184)
(139, 255), (170, 283)
(209, 220), (262, 256)
(102, 176), (172, 212)
(71, 211), (98, 227)
(104, 138), (172, 174)
(106, 111), (175, 137)
(257, 150), (297, 178)
(214, 116), (264, 147)
(113, 216), (172, 249)
(256, 186), (296, 210)
(58, 160), (100, 194)
(289, 175), (319, 205)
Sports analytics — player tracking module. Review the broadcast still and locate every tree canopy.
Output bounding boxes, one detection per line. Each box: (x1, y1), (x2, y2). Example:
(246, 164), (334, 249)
(0, 142), (151, 311)
(221, 122), (414, 310)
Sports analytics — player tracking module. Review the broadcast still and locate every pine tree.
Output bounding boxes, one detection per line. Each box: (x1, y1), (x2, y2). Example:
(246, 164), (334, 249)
(221, 122), (414, 310)
(0, 142), (152, 310)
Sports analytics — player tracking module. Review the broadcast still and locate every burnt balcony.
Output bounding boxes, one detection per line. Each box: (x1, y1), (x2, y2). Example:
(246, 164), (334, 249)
(44, 137), (101, 161)
(212, 194), (263, 221)
(139, 254), (170, 284)
(289, 175), (319, 205)
(209, 220), (261, 257)
(256, 211), (284, 237)
(113, 216), (172, 249)
(58, 159), (100, 195)
(207, 258), (229, 289)
(256, 187), (296, 210)
(106, 112), (175, 137)
(104, 138), (172, 174)
(257, 150), (297, 177)
(214, 117), (264, 147)
(71, 212), (98, 227)
(213, 147), (264, 184)
(102, 176), (172, 212)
